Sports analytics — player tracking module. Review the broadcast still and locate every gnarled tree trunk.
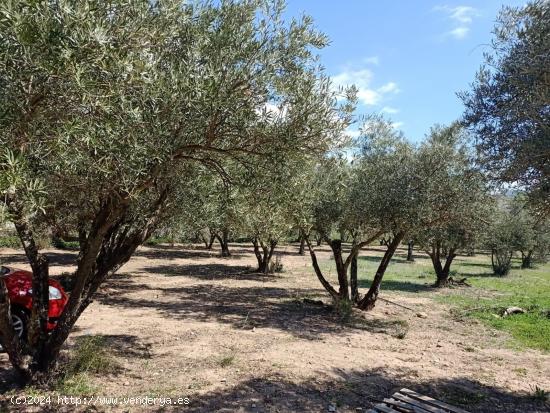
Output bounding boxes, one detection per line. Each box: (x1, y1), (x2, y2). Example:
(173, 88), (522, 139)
(427, 242), (457, 287)
(253, 238), (277, 274)
(305, 230), (385, 311)
(521, 250), (533, 269)
(357, 232), (404, 310)
(199, 229), (215, 250)
(298, 234), (305, 255)
(215, 228), (231, 257)
(0, 190), (167, 383)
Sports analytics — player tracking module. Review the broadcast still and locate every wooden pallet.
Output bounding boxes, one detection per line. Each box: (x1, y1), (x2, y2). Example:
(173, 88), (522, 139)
(367, 388), (471, 413)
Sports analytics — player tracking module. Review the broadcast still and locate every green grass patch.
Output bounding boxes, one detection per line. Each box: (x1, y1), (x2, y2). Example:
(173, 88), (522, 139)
(438, 262), (550, 351)
(0, 235), (20, 248)
(315, 247), (550, 351)
(52, 238), (80, 250)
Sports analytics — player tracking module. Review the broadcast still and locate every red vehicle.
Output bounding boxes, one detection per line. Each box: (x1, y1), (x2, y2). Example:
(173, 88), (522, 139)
(0, 265), (68, 340)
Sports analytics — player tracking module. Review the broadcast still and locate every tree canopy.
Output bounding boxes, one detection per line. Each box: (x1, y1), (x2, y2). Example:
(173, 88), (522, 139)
(460, 0), (550, 213)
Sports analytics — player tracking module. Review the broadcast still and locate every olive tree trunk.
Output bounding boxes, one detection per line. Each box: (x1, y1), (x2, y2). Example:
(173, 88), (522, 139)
(406, 240), (414, 262)
(492, 248), (512, 276)
(357, 232), (404, 310)
(0, 191), (167, 384)
(298, 235), (305, 255)
(427, 242), (457, 287)
(305, 230), (385, 310)
(215, 228), (231, 257)
(521, 250), (533, 269)
(253, 238), (277, 274)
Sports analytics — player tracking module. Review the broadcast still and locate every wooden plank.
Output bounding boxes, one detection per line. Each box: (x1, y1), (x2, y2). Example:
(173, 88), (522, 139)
(392, 393), (448, 413)
(373, 403), (402, 413)
(383, 397), (431, 413)
(399, 389), (471, 413)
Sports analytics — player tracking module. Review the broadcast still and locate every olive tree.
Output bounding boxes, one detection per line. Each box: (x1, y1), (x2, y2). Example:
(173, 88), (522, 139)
(509, 195), (550, 268)
(0, 0), (343, 382)
(484, 204), (517, 276)
(460, 0), (550, 214)
(239, 167), (294, 273)
(414, 123), (491, 286)
(304, 116), (423, 311)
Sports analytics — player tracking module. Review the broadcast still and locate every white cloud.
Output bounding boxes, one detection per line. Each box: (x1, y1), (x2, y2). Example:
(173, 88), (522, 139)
(391, 121), (404, 130)
(363, 56), (380, 65)
(377, 82), (400, 94)
(435, 5), (480, 40)
(449, 26), (469, 39)
(332, 69), (399, 106)
(447, 5), (477, 23)
(381, 106), (399, 114)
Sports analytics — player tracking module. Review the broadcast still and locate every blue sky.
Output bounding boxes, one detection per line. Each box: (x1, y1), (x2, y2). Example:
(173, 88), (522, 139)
(284, 0), (525, 142)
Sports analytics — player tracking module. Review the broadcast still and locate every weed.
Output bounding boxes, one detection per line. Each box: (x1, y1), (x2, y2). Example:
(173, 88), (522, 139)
(531, 385), (548, 402)
(219, 355), (235, 368)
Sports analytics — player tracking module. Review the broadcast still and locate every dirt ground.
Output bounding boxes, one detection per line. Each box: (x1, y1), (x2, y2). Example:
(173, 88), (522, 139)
(0, 243), (549, 413)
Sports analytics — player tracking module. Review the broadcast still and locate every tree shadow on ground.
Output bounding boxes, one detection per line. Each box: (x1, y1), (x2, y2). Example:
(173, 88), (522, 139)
(179, 367), (548, 413)
(358, 279), (433, 293)
(457, 271), (502, 278)
(133, 246), (241, 261)
(0, 250), (77, 267)
(456, 261), (493, 269)
(140, 263), (276, 282)
(357, 254), (410, 264)
(96, 283), (406, 341)
(0, 334), (152, 394)
(0, 358), (19, 394)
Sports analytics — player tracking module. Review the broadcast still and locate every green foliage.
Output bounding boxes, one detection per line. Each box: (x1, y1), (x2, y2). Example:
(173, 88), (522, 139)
(0, 234), (20, 248)
(461, 0), (550, 212)
(508, 195), (550, 266)
(52, 238), (79, 250)
(1, 0), (346, 244)
(413, 123), (491, 258)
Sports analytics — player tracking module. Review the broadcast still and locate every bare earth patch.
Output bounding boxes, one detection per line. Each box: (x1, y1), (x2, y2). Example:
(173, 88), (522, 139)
(1, 244), (549, 412)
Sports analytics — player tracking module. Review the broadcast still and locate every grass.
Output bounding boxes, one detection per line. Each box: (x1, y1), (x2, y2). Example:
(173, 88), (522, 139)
(0, 235), (21, 248)
(55, 335), (119, 395)
(219, 355), (236, 368)
(2, 335), (119, 399)
(316, 246), (550, 352)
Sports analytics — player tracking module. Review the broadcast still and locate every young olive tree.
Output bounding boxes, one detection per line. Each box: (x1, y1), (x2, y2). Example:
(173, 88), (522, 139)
(239, 170), (293, 273)
(0, 0), (344, 382)
(305, 116), (423, 311)
(484, 205), (516, 276)
(414, 123), (491, 286)
(509, 195), (550, 268)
